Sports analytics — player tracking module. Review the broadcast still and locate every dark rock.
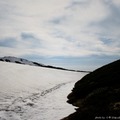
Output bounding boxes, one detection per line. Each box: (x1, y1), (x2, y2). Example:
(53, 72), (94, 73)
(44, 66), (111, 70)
(0, 59), (3, 61)
(62, 60), (120, 120)
(33, 62), (43, 67)
(5, 59), (10, 62)
(15, 61), (22, 64)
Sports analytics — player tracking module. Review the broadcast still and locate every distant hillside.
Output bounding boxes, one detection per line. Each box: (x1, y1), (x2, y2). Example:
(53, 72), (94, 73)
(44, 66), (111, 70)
(0, 56), (90, 73)
(62, 59), (120, 120)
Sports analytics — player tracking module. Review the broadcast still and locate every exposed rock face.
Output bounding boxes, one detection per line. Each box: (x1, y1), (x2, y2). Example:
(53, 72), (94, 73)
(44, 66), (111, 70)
(62, 60), (120, 120)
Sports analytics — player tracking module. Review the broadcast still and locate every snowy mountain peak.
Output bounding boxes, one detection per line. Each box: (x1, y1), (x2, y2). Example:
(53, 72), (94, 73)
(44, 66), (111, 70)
(0, 56), (44, 67)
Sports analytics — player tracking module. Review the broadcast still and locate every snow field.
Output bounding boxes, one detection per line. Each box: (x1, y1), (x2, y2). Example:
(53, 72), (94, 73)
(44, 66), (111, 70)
(0, 62), (87, 120)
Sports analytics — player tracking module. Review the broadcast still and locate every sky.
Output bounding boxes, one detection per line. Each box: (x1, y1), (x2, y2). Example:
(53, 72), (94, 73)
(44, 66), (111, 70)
(0, 0), (120, 71)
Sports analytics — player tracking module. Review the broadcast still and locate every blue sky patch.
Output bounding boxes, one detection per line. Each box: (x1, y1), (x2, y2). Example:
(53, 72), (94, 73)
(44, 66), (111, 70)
(0, 38), (17, 48)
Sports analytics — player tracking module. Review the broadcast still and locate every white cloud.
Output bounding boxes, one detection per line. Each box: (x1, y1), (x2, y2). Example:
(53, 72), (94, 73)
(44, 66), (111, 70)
(0, 0), (120, 58)
(112, 0), (120, 6)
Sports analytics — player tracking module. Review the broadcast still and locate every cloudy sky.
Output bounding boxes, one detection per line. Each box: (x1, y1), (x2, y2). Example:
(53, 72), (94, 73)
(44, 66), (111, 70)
(0, 0), (120, 70)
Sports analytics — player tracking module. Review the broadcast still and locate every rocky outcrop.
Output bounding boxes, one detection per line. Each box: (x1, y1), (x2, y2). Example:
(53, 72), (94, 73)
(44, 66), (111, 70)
(62, 60), (120, 120)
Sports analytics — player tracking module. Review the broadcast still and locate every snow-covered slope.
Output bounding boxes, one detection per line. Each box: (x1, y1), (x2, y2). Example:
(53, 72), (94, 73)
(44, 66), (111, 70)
(0, 61), (87, 120)
(0, 56), (44, 66)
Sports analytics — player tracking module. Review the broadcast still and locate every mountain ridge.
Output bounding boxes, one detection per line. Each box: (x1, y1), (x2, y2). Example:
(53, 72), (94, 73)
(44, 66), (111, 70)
(0, 56), (90, 73)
